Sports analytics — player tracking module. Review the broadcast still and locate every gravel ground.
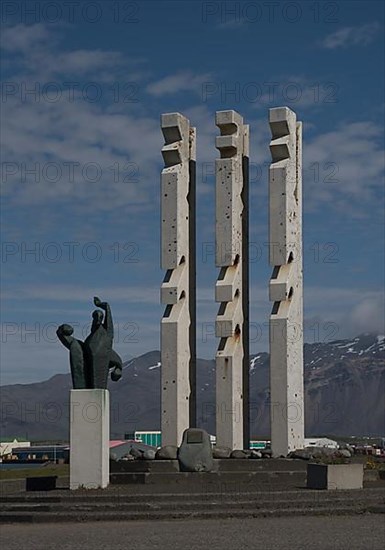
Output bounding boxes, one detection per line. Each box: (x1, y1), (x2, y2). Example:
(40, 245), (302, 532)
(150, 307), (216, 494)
(1, 515), (384, 550)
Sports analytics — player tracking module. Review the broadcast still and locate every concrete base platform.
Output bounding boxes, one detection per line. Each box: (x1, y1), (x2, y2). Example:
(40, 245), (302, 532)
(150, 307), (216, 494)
(1, 460), (384, 523)
(110, 470), (306, 490)
(110, 458), (308, 489)
(110, 458), (308, 474)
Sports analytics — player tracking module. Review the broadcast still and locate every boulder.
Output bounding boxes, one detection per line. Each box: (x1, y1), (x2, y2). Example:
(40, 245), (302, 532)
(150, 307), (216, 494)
(230, 450), (249, 459)
(129, 447), (142, 459)
(142, 449), (156, 460)
(121, 454), (135, 461)
(213, 446), (232, 459)
(178, 428), (213, 472)
(155, 445), (178, 460)
(336, 449), (351, 459)
(249, 450), (262, 459)
(307, 446), (335, 458)
(289, 449), (312, 460)
(261, 449), (272, 458)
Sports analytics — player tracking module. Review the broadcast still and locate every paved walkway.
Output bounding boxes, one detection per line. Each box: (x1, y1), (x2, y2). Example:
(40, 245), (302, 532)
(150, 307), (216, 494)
(1, 515), (384, 549)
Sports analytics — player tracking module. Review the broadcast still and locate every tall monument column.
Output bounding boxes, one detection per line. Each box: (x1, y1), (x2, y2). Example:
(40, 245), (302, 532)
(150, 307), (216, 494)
(268, 106), (304, 457)
(215, 110), (249, 450)
(160, 113), (196, 447)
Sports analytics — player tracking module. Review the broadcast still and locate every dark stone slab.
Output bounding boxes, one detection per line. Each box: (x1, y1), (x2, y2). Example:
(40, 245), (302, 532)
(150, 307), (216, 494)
(216, 458), (308, 472)
(110, 460), (179, 473)
(110, 458), (308, 474)
(109, 471), (307, 491)
(26, 477), (57, 492)
(230, 450), (249, 459)
(156, 446), (178, 460)
(212, 447), (231, 459)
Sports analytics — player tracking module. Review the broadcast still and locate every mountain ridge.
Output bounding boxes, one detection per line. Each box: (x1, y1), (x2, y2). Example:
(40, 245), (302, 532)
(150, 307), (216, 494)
(1, 333), (384, 441)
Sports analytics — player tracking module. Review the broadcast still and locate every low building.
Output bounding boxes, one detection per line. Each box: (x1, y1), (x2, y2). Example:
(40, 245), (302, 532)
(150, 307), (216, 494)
(304, 437), (338, 449)
(123, 432), (268, 450)
(250, 440), (269, 450)
(0, 438), (30, 457)
(10, 445), (69, 462)
(124, 431), (162, 448)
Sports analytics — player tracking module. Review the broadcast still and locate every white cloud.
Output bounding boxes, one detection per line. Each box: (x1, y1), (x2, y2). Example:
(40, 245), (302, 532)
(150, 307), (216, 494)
(349, 297), (385, 335)
(1, 24), (162, 213)
(1, 23), (53, 53)
(1, 94), (161, 210)
(0, 23), (137, 81)
(146, 71), (212, 97)
(251, 76), (340, 110)
(304, 286), (385, 340)
(303, 121), (384, 215)
(320, 23), (381, 49)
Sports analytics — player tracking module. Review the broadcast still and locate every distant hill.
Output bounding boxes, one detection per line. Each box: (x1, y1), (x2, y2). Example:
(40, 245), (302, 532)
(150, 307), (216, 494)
(1, 334), (384, 441)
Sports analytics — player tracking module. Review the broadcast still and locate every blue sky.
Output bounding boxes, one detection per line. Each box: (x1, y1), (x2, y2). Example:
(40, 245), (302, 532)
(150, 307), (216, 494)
(1, 0), (384, 384)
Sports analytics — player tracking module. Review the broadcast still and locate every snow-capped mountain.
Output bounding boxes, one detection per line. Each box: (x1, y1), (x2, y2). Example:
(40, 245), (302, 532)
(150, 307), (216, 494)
(1, 334), (384, 440)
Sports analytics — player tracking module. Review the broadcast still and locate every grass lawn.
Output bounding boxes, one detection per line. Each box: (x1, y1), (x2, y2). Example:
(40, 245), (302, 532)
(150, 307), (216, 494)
(0, 464), (69, 480)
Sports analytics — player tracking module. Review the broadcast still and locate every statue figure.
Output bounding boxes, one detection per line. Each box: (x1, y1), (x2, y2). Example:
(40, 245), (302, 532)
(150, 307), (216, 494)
(57, 297), (123, 389)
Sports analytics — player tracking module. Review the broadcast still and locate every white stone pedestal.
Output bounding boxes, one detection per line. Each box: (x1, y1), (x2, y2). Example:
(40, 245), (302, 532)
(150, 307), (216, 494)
(70, 389), (109, 490)
(307, 463), (363, 490)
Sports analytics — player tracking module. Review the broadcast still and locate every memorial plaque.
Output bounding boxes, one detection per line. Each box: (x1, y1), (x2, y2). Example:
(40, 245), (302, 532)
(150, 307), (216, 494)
(187, 431), (203, 444)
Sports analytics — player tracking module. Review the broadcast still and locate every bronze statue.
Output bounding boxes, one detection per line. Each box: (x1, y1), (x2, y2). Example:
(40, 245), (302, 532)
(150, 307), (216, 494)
(57, 297), (123, 389)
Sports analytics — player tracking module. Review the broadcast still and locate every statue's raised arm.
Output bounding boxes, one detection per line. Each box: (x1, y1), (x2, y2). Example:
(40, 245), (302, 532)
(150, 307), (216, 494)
(56, 324), (87, 388)
(93, 296), (113, 339)
(56, 324), (75, 349)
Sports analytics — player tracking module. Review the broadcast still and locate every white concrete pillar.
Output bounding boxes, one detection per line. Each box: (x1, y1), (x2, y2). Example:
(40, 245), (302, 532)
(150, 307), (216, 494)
(70, 389), (109, 489)
(160, 113), (196, 446)
(215, 110), (249, 450)
(268, 107), (304, 457)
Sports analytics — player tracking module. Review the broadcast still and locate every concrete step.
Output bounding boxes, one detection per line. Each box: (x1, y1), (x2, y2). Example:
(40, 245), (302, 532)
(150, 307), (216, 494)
(111, 459), (179, 473)
(1, 487), (383, 504)
(1, 504), (384, 523)
(1, 496), (383, 514)
(1, 487), (383, 523)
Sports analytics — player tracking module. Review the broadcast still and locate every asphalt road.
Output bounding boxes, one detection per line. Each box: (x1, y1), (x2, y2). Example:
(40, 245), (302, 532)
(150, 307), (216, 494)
(1, 516), (384, 550)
